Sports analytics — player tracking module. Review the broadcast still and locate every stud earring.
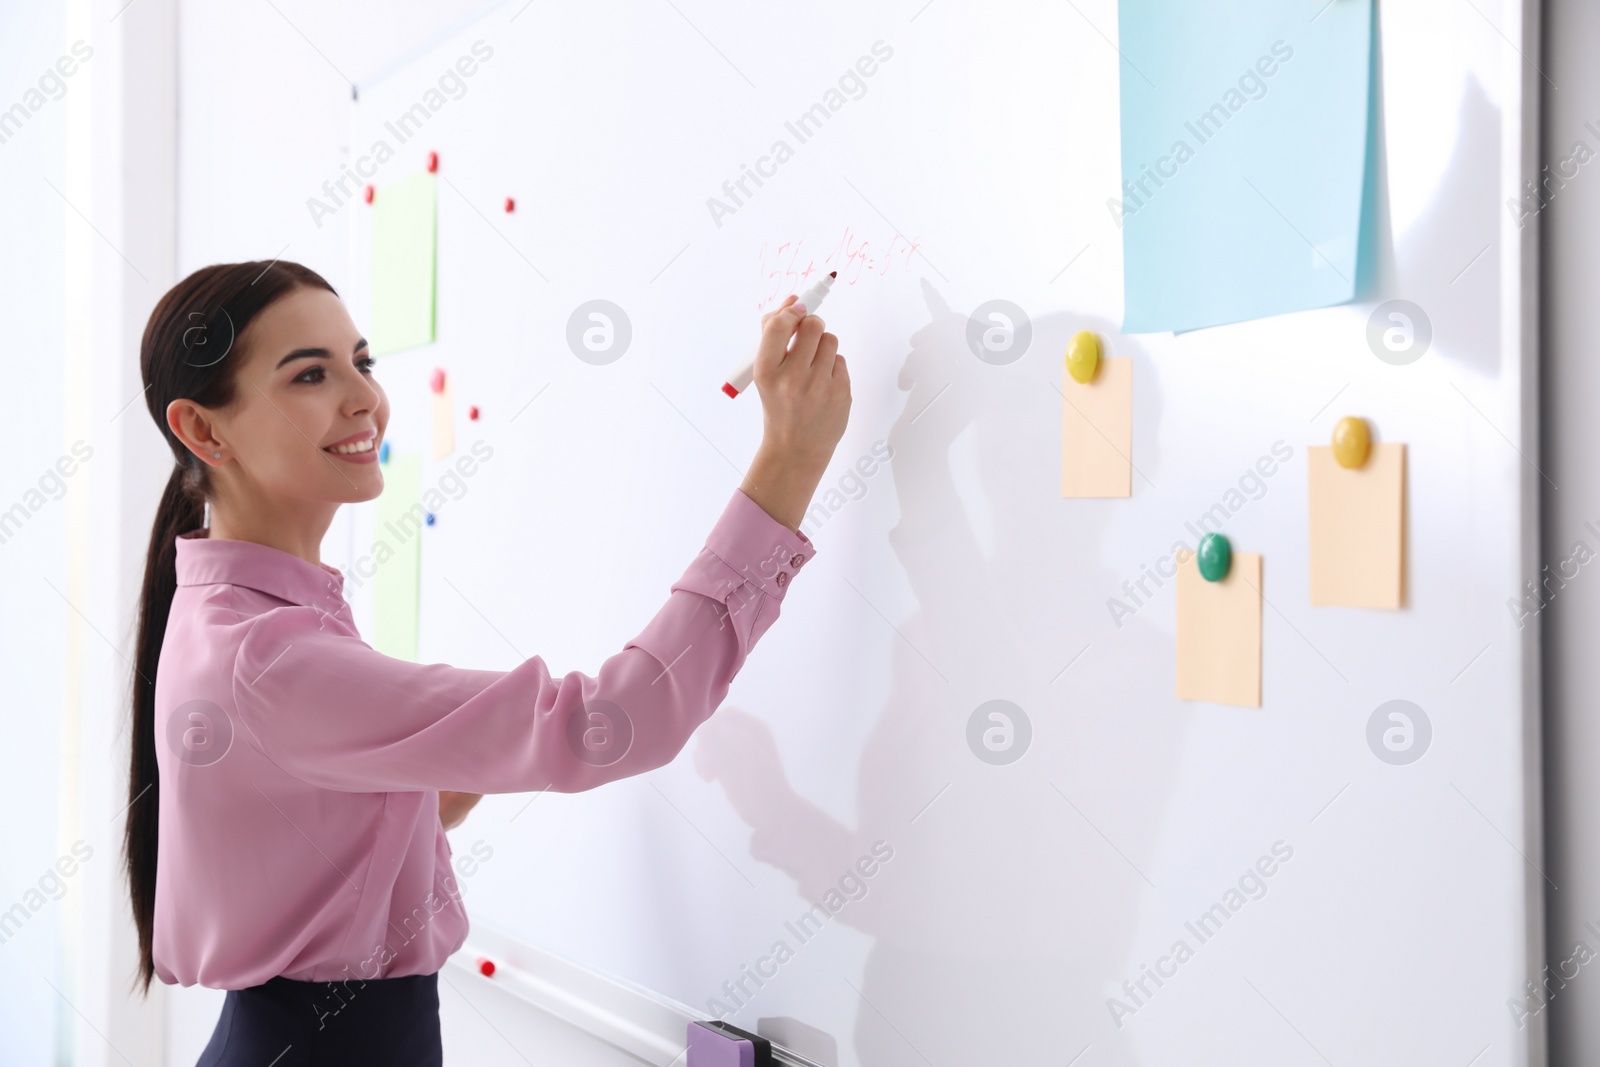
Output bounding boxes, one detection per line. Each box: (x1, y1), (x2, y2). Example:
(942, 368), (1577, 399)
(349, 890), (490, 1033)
(212, 452), (221, 459)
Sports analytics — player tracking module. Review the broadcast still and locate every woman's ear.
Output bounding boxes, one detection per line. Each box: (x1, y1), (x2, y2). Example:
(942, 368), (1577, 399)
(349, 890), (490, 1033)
(167, 398), (227, 466)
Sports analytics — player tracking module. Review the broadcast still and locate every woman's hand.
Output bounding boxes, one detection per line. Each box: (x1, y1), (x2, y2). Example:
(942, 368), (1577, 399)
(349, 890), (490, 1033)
(439, 791), (482, 831)
(739, 294), (852, 532)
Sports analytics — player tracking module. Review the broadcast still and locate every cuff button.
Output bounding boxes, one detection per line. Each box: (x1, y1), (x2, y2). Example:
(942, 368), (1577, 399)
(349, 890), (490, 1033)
(790, 553), (805, 568)
(775, 571), (788, 588)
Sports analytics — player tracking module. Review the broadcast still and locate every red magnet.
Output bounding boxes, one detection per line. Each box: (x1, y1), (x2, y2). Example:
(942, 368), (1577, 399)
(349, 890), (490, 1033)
(468, 405), (480, 421)
(363, 185), (374, 204)
(476, 956), (496, 978)
(504, 197), (515, 213)
(427, 151), (439, 173)
(430, 368), (446, 394)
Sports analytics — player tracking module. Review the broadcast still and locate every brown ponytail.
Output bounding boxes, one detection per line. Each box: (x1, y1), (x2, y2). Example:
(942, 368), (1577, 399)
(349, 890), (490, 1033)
(126, 260), (335, 994)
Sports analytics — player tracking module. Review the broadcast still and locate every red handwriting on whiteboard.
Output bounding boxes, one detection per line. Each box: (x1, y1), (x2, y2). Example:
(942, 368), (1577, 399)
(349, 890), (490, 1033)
(756, 227), (924, 312)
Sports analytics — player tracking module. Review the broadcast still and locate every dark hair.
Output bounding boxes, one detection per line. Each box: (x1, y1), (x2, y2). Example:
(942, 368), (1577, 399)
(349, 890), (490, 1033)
(125, 260), (336, 994)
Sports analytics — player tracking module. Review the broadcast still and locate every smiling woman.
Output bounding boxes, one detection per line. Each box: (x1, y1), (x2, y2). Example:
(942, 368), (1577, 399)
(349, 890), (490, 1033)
(122, 258), (845, 1064)
(124, 261), (443, 1060)
(164, 283), (391, 559)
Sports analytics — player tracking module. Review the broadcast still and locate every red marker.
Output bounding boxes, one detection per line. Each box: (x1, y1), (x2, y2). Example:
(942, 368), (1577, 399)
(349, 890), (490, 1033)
(476, 956), (496, 977)
(468, 405), (480, 420)
(723, 272), (836, 398)
(427, 151), (439, 173)
(504, 197), (515, 213)
(430, 368), (446, 394)
(364, 185), (375, 204)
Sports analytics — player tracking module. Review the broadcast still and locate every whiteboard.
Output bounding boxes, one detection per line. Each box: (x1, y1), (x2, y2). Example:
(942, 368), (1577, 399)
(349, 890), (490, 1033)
(336, 1), (1542, 1063)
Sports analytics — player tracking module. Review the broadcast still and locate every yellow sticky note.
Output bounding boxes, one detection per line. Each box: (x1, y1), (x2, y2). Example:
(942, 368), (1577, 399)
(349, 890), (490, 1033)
(1061, 355), (1132, 498)
(1307, 443), (1405, 609)
(432, 377), (454, 460)
(1176, 551), (1263, 708)
(370, 171), (437, 356)
(373, 453), (422, 661)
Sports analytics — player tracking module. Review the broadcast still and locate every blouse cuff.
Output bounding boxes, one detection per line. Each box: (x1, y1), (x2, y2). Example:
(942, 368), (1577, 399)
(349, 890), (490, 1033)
(701, 488), (816, 602)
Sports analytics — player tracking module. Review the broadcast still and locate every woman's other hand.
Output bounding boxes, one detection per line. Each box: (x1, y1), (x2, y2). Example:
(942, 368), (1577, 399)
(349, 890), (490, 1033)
(439, 791), (483, 831)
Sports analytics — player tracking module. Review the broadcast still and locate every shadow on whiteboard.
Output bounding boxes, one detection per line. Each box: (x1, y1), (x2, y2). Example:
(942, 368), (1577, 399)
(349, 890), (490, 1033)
(693, 281), (1186, 1064)
(1364, 74), (1501, 376)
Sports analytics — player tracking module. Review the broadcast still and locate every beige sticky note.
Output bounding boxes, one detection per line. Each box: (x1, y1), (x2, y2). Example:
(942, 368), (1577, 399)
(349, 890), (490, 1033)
(1061, 356), (1132, 497)
(1176, 551), (1263, 708)
(431, 377), (454, 460)
(1307, 443), (1405, 609)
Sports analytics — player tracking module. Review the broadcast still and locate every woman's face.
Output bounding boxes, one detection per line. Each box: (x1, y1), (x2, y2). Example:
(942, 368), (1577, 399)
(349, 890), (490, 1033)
(176, 286), (389, 506)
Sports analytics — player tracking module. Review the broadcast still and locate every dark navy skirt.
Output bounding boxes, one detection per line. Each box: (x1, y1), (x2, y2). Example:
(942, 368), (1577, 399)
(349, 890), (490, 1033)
(196, 972), (441, 1066)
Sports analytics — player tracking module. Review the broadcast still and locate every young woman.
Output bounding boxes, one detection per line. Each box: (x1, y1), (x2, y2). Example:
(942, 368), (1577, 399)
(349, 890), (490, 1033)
(122, 260), (849, 1064)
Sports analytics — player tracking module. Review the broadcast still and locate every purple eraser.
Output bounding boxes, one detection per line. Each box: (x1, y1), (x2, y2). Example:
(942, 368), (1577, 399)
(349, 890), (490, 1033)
(687, 1021), (754, 1067)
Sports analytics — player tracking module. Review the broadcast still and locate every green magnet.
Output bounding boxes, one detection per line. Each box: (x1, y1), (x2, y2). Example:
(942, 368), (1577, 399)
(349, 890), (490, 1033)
(1197, 533), (1231, 582)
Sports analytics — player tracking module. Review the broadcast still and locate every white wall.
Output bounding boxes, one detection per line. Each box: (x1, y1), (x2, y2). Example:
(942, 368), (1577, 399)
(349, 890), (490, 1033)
(0, 0), (177, 1063)
(0, 4), (74, 1060)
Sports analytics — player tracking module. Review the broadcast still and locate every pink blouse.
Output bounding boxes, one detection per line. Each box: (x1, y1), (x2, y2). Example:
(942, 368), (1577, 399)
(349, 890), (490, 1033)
(151, 487), (815, 989)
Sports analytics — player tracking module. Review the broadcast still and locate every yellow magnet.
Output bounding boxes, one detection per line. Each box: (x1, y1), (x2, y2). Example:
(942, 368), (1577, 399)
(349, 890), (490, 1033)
(1066, 331), (1100, 384)
(1332, 416), (1370, 469)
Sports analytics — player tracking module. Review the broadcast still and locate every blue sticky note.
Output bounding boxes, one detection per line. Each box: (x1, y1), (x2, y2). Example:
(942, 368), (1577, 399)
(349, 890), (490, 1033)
(1117, 0), (1376, 333)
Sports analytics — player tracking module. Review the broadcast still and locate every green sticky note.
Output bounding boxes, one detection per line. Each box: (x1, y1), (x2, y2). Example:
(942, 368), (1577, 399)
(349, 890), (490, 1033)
(370, 171), (437, 355)
(372, 452), (423, 660)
